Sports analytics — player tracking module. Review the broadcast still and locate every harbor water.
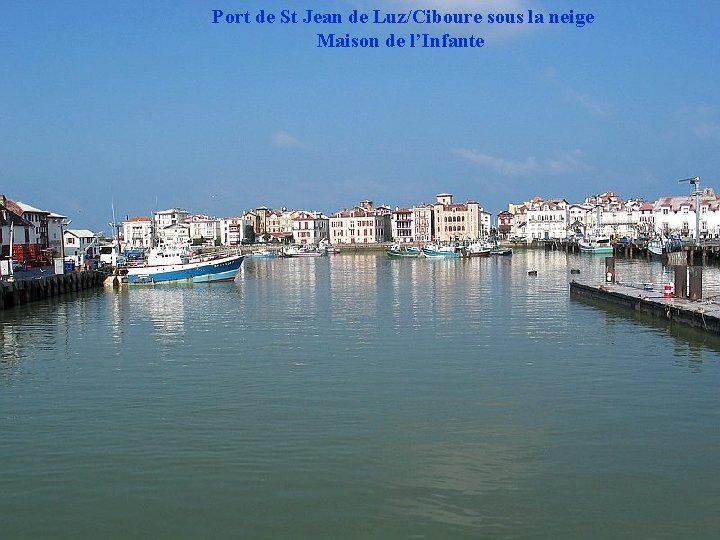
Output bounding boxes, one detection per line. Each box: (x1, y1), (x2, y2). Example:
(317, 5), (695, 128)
(1, 251), (719, 539)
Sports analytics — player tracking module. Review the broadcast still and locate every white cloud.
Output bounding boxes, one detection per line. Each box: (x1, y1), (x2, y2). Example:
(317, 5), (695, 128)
(544, 68), (610, 117)
(567, 89), (609, 117)
(271, 131), (306, 148)
(453, 148), (591, 176)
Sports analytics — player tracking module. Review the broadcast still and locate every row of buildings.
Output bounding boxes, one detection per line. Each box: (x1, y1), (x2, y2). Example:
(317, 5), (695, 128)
(120, 194), (491, 250)
(2, 187), (720, 267)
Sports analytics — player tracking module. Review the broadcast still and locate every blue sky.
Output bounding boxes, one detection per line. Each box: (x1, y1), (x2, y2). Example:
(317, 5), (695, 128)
(3, 0), (719, 231)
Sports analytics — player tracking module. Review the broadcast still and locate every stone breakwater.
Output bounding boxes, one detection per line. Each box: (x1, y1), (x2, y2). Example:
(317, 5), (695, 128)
(0, 271), (106, 310)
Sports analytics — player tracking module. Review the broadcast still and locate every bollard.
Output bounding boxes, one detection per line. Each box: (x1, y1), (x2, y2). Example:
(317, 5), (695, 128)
(663, 283), (674, 298)
(688, 266), (702, 300)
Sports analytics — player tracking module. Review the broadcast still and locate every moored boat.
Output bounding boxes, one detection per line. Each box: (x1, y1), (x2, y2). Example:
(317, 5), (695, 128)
(124, 245), (244, 284)
(387, 245), (423, 258)
(648, 238), (664, 260)
(282, 245), (325, 257)
(489, 246), (512, 256)
(578, 236), (613, 254)
(250, 249), (277, 259)
(421, 243), (463, 258)
(463, 241), (492, 257)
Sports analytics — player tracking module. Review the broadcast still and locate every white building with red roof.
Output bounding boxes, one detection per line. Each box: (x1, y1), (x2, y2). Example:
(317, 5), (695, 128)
(330, 200), (391, 244)
(122, 216), (153, 249)
(292, 211), (329, 245)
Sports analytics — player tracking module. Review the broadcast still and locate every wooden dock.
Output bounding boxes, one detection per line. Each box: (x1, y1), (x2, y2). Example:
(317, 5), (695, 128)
(0, 270), (106, 310)
(570, 280), (720, 334)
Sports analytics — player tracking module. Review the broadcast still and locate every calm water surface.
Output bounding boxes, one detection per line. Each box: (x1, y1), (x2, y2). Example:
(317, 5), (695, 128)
(2, 251), (719, 539)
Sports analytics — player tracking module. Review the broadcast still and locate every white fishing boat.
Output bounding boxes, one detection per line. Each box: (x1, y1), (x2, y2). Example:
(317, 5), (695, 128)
(282, 245), (325, 257)
(124, 244), (244, 284)
(463, 241), (492, 257)
(250, 249), (277, 259)
(648, 238), (664, 260)
(578, 236), (613, 254)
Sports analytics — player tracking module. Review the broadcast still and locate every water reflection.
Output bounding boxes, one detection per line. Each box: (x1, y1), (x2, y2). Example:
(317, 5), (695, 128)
(330, 255), (380, 325)
(0, 295), (76, 382)
(2, 251), (720, 538)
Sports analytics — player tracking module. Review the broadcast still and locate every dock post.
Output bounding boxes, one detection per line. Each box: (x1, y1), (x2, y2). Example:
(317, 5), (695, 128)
(688, 266), (703, 300)
(605, 256), (616, 283)
(674, 265), (688, 299)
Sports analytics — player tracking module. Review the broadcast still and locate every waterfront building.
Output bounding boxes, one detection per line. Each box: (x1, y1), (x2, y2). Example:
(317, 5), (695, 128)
(13, 201), (49, 250)
(189, 214), (220, 246)
(412, 205), (433, 243)
(526, 197), (568, 240)
(638, 201), (655, 237)
(653, 187), (720, 240)
(390, 208), (413, 243)
(154, 208), (190, 230)
(0, 195), (47, 266)
(279, 209), (299, 242)
(497, 210), (513, 239)
(153, 208), (190, 245)
(264, 208), (296, 243)
(265, 209), (282, 240)
(292, 211), (330, 245)
(253, 206), (271, 236)
(330, 200), (392, 244)
(567, 203), (592, 236)
(122, 216), (153, 249)
(1, 197), (31, 245)
(64, 229), (99, 265)
(160, 223), (191, 246)
(47, 213), (67, 258)
(602, 198), (643, 239)
(507, 202), (529, 239)
(432, 193), (488, 242)
(583, 192), (636, 239)
(390, 205), (435, 243)
(242, 210), (258, 240)
(219, 216), (252, 246)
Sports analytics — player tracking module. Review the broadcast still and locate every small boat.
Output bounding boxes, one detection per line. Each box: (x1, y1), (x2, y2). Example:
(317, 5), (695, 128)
(462, 241), (492, 257)
(387, 245), (423, 258)
(282, 245), (326, 258)
(421, 243), (463, 258)
(124, 244), (244, 284)
(250, 249), (277, 259)
(489, 246), (512, 256)
(318, 239), (340, 255)
(578, 236), (613, 254)
(648, 239), (664, 260)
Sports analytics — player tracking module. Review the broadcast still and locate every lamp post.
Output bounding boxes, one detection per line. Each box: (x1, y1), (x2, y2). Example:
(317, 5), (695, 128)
(679, 176), (701, 246)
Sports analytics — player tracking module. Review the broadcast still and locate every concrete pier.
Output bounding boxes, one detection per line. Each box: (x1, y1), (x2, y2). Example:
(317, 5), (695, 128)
(570, 280), (720, 334)
(0, 270), (106, 310)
